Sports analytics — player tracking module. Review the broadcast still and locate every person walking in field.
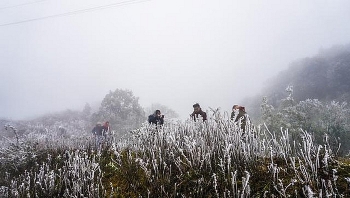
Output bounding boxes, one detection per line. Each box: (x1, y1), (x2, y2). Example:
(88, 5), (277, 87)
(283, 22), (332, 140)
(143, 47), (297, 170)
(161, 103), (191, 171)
(191, 103), (207, 121)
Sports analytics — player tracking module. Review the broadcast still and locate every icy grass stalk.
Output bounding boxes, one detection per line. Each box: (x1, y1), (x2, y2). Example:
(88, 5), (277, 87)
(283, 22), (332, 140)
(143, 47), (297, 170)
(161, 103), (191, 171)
(212, 173), (219, 197)
(241, 171), (251, 197)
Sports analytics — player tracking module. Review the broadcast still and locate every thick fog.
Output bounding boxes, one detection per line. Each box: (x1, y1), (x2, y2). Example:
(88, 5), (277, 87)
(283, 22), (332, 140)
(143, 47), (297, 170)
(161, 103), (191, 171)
(1, 0), (350, 120)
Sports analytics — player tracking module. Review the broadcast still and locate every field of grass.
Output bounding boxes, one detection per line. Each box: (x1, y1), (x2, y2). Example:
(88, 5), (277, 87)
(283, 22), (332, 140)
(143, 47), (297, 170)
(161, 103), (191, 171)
(1, 115), (350, 197)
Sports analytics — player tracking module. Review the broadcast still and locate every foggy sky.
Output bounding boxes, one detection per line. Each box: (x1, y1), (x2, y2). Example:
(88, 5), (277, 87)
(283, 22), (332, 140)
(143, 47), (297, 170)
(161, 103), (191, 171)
(1, 0), (350, 120)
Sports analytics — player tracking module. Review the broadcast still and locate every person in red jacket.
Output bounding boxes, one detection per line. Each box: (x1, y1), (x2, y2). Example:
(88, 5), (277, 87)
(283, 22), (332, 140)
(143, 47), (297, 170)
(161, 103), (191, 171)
(191, 103), (207, 121)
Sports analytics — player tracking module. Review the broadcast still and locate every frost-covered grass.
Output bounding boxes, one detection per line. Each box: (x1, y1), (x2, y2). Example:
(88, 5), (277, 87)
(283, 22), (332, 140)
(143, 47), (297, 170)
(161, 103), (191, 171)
(110, 116), (350, 197)
(0, 123), (106, 197)
(1, 113), (350, 197)
(0, 150), (103, 197)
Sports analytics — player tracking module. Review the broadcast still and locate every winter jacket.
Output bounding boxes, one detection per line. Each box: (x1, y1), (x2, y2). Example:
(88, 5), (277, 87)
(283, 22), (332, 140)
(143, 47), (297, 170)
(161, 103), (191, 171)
(92, 125), (103, 136)
(191, 109), (207, 121)
(148, 114), (164, 125)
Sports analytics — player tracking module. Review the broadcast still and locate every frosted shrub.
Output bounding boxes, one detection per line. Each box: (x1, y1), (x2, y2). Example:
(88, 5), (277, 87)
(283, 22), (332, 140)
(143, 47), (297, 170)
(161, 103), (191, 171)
(1, 150), (104, 197)
(261, 87), (350, 155)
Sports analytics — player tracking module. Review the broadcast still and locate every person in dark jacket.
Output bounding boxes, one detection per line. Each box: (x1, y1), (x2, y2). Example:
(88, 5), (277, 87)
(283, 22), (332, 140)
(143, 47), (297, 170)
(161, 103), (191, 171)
(191, 103), (207, 121)
(92, 122), (103, 136)
(92, 122), (104, 149)
(148, 110), (164, 125)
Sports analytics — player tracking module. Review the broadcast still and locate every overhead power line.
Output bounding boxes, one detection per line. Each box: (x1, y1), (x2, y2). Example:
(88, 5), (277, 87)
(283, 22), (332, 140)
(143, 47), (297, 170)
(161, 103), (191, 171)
(0, 0), (150, 27)
(0, 0), (50, 10)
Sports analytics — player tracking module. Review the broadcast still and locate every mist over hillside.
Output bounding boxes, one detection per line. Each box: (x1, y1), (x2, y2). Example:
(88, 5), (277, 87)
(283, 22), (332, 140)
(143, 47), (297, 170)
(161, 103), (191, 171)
(245, 44), (350, 120)
(2, 44), (350, 197)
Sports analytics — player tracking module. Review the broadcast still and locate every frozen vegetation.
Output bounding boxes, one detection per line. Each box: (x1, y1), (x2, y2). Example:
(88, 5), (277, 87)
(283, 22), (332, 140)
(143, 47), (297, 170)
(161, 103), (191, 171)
(1, 109), (350, 197)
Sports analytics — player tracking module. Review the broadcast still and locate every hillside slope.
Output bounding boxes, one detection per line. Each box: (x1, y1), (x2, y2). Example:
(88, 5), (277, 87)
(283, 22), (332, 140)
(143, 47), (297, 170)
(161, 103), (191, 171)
(246, 44), (350, 120)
